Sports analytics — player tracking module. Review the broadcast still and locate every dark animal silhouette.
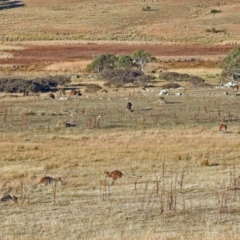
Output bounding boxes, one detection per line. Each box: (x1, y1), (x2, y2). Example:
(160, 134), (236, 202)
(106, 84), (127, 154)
(126, 102), (132, 111)
(49, 93), (55, 99)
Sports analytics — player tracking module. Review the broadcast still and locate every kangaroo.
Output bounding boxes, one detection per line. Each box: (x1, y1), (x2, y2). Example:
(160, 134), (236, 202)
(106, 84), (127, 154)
(219, 123), (227, 134)
(158, 96), (166, 104)
(38, 176), (62, 188)
(126, 102), (132, 112)
(105, 170), (123, 185)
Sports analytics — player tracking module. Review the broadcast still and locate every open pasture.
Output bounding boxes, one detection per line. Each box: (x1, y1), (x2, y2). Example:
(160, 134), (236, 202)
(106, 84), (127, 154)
(1, 85), (240, 239)
(1, 0), (240, 43)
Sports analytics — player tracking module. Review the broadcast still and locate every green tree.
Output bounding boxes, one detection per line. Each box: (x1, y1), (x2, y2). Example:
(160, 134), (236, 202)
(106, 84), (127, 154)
(220, 47), (240, 80)
(116, 55), (133, 69)
(132, 50), (152, 72)
(86, 54), (118, 73)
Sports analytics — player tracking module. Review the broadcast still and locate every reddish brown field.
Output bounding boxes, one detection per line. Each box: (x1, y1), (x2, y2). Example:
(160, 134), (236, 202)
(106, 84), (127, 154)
(1, 43), (234, 65)
(0, 42), (236, 73)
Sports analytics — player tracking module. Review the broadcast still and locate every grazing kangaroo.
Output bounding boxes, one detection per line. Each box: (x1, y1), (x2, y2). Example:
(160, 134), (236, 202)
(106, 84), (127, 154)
(158, 96), (166, 104)
(49, 93), (55, 99)
(105, 170), (123, 185)
(38, 176), (62, 188)
(126, 102), (132, 112)
(105, 170), (142, 185)
(219, 123), (227, 134)
(1, 187), (18, 203)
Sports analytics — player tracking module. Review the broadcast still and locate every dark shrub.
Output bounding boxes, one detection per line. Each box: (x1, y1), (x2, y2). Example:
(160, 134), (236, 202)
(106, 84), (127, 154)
(160, 72), (192, 81)
(161, 83), (181, 89)
(102, 69), (154, 87)
(0, 75), (71, 93)
(85, 84), (102, 93)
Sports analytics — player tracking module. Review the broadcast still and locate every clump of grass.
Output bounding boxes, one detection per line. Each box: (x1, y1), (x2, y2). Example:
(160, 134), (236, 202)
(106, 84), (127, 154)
(205, 27), (227, 34)
(210, 9), (221, 14)
(85, 84), (102, 93)
(199, 160), (209, 166)
(142, 5), (151, 11)
(161, 82), (181, 89)
(22, 109), (36, 116)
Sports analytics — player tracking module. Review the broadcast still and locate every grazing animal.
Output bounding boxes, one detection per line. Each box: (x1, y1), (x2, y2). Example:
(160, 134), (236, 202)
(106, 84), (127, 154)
(158, 96), (166, 104)
(219, 123), (227, 134)
(49, 93), (55, 99)
(232, 85), (239, 92)
(105, 170), (123, 185)
(126, 102), (132, 111)
(1, 187), (18, 203)
(38, 176), (62, 187)
(69, 90), (82, 98)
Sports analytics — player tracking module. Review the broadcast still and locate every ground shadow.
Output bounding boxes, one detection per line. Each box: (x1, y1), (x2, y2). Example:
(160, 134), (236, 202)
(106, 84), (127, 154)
(0, 0), (25, 10)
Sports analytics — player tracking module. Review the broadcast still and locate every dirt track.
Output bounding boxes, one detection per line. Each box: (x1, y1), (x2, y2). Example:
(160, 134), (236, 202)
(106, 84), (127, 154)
(0, 43), (235, 65)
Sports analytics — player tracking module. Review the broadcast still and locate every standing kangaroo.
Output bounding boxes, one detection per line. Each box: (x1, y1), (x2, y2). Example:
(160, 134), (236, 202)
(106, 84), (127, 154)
(219, 123), (227, 134)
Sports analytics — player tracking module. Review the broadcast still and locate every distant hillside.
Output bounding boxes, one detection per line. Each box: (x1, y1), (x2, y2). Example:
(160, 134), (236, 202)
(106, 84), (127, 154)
(1, 0), (240, 44)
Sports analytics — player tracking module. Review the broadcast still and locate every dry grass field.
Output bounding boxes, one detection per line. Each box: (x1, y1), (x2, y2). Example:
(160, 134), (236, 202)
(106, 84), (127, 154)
(1, 0), (240, 44)
(1, 0), (240, 239)
(1, 86), (240, 240)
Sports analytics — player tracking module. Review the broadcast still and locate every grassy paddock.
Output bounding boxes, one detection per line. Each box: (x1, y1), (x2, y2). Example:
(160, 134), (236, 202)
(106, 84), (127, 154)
(1, 0), (240, 43)
(0, 85), (240, 239)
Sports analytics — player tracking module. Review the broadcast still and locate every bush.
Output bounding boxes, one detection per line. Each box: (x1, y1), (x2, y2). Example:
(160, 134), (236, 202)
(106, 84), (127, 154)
(0, 75), (71, 93)
(161, 83), (181, 89)
(101, 69), (154, 87)
(205, 27), (227, 34)
(189, 76), (211, 87)
(160, 72), (211, 88)
(85, 84), (102, 93)
(160, 72), (192, 81)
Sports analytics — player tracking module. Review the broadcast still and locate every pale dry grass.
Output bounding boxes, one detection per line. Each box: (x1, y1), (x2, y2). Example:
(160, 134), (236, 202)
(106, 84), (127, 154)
(1, 0), (240, 44)
(0, 45), (25, 51)
(1, 127), (240, 239)
(45, 60), (91, 72)
(0, 85), (240, 239)
(0, 52), (13, 59)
